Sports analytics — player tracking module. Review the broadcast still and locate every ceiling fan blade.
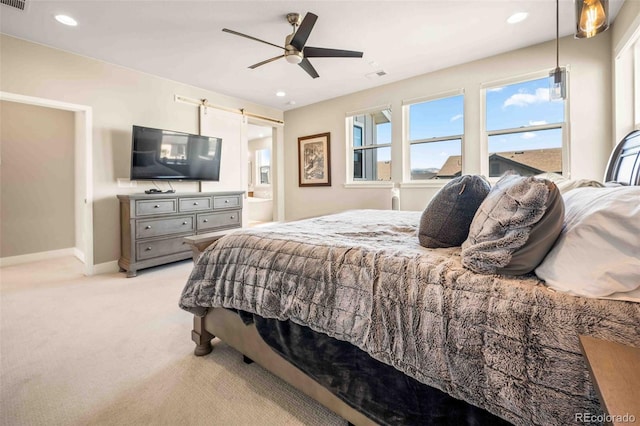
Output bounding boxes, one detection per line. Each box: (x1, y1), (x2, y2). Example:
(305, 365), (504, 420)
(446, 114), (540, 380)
(249, 55), (285, 69)
(304, 46), (364, 58)
(290, 12), (318, 51)
(222, 28), (284, 50)
(299, 58), (319, 79)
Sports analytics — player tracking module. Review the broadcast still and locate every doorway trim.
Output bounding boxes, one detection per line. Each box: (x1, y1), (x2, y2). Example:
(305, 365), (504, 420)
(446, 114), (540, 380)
(0, 91), (94, 275)
(246, 117), (284, 222)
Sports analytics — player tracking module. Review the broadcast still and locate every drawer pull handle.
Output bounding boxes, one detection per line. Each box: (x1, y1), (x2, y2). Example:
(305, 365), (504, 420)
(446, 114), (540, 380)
(145, 247), (152, 251)
(154, 205), (160, 208)
(230, 216), (235, 220)
(225, 200), (229, 203)
(203, 219), (209, 223)
(145, 225), (152, 230)
(193, 202), (198, 205)
(182, 221), (188, 225)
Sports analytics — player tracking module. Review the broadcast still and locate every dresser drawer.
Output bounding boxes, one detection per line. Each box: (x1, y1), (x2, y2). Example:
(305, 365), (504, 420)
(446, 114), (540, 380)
(179, 197), (213, 212)
(198, 209), (241, 231)
(135, 199), (177, 216)
(135, 215), (195, 239)
(213, 195), (241, 209)
(136, 235), (191, 261)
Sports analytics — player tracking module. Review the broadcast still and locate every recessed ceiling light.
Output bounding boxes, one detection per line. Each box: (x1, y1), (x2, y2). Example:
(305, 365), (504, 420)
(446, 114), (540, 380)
(507, 12), (528, 24)
(55, 14), (78, 26)
(287, 100), (296, 105)
(275, 91), (286, 97)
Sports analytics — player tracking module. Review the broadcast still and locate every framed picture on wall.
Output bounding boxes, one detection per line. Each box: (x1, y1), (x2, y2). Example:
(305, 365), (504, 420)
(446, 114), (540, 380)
(298, 132), (331, 187)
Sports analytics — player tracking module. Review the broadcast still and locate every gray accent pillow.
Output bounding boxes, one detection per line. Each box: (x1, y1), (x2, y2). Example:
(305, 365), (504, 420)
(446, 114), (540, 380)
(461, 174), (564, 275)
(418, 175), (491, 248)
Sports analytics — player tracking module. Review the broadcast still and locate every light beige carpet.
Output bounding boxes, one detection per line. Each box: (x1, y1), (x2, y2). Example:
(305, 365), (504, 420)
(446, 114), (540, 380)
(0, 257), (346, 426)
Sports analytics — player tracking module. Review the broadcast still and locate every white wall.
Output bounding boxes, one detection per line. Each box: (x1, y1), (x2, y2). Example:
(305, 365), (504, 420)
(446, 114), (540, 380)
(612, 0), (640, 143)
(283, 33), (613, 220)
(0, 35), (283, 265)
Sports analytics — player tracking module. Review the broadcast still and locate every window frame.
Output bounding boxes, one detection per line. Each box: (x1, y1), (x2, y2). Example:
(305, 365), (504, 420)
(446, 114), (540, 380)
(480, 70), (571, 179)
(344, 104), (394, 188)
(401, 89), (465, 186)
(634, 38), (640, 130)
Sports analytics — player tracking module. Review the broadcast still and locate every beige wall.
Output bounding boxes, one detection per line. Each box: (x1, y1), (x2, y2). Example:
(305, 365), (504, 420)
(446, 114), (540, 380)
(0, 35), (283, 265)
(283, 33), (613, 220)
(1, 101), (75, 257)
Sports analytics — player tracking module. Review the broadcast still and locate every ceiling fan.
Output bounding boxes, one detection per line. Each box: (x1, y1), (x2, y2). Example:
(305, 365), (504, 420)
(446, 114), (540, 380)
(222, 12), (364, 79)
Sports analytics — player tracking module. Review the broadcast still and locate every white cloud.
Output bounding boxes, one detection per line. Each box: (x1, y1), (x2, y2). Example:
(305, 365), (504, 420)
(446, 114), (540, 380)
(529, 120), (547, 126)
(450, 114), (463, 122)
(503, 88), (550, 108)
(440, 151), (448, 156)
(521, 132), (537, 140)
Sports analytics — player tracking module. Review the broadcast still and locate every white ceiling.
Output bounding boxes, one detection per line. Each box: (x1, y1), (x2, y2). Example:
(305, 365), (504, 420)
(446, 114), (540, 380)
(0, 0), (624, 111)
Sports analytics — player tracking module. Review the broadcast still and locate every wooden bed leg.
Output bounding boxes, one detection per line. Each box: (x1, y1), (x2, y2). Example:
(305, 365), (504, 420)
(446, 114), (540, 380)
(243, 355), (254, 365)
(191, 315), (215, 356)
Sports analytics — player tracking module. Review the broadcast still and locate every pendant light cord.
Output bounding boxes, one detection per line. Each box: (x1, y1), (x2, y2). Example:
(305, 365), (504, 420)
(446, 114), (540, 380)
(556, 0), (560, 69)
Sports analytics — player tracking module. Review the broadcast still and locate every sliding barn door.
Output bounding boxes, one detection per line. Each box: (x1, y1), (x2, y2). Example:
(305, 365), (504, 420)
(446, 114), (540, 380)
(199, 106), (249, 228)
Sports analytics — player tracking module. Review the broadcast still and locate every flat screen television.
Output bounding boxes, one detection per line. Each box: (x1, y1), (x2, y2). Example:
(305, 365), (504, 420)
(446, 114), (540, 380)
(130, 125), (222, 181)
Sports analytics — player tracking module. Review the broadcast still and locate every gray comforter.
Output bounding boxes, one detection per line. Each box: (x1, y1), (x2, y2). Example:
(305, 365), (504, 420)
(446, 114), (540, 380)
(180, 210), (640, 425)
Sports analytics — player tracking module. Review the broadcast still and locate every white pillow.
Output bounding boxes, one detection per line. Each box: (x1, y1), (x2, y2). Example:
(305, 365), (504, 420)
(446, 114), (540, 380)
(535, 186), (640, 302)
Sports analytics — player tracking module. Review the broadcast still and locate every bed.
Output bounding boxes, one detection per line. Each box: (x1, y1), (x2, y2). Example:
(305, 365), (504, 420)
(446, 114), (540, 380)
(179, 130), (640, 426)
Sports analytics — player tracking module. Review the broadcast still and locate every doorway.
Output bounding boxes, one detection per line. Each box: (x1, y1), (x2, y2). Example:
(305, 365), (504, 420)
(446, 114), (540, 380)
(0, 92), (94, 275)
(247, 123), (275, 226)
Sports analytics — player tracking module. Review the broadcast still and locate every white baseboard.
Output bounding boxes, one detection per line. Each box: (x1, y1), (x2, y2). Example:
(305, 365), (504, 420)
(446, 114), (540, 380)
(92, 260), (119, 275)
(73, 247), (86, 263)
(0, 248), (77, 268)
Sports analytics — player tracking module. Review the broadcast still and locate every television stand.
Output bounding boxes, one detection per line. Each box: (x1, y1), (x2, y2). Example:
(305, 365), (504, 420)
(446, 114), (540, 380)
(117, 191), (243, 277)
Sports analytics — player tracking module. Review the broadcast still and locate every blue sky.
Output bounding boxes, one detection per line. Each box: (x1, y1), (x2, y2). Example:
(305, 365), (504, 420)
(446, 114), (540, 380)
(406, 77), (564, 169)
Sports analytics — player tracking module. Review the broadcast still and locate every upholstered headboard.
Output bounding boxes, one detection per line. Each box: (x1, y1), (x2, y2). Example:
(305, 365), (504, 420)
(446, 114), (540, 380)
(604, 130), (640, 185)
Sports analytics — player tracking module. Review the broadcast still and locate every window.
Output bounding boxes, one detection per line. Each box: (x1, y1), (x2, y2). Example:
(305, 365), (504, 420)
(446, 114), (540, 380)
(406, 93), (464, 180)
(256, 148), (270, 185)
(346, 107), (392, 182)
(485, 75), (566, 177)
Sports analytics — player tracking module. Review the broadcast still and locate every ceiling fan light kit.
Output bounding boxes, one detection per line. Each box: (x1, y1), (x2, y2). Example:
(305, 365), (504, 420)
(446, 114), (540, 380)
(222, 12), (363, 79)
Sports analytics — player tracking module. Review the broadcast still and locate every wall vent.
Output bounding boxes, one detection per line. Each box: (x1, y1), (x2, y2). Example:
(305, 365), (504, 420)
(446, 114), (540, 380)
(365, 70), (388, 80)
(1, 0), (26, 11)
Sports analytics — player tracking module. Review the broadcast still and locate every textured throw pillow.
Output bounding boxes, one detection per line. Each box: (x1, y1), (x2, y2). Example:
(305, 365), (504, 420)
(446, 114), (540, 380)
(461, 174), (564, 275)
(535, 186), (640, 302)
(418, 175), (490, 248)
(535, 172), (604, 194)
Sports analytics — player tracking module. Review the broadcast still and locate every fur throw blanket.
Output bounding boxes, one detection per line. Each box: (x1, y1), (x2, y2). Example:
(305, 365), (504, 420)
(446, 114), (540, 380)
(180, 210), (640, 425)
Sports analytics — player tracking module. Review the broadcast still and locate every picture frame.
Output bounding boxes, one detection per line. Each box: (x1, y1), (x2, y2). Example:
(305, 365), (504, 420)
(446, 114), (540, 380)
(298, 132), (331, 187)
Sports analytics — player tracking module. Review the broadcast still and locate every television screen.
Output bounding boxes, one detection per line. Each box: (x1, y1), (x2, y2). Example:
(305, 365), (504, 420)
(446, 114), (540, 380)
(130, 125), (222, 181)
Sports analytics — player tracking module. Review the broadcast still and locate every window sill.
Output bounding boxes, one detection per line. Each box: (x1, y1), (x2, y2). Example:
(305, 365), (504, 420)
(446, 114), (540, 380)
(343, 182), (395, 189)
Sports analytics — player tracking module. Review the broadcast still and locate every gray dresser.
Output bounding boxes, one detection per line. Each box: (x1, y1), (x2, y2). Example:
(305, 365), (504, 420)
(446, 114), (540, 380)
(117, 191), (243, 277)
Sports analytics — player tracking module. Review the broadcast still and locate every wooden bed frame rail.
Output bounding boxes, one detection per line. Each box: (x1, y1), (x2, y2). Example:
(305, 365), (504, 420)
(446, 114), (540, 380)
(191, 308), (375, 426)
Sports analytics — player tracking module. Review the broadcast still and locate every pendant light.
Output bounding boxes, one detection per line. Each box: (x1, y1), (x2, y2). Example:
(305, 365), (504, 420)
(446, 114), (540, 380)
(575, 0), (609, 39)
(549, 0), (566, 100)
